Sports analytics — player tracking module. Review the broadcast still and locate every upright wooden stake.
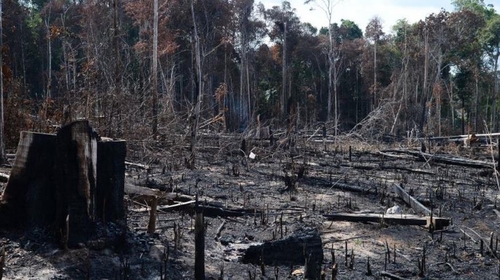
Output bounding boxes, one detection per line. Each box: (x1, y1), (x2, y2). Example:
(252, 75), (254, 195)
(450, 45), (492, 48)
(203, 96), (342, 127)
(147, 196), (158, 235)
(0, 246), (5, 280)
(194, 199), (205, 280)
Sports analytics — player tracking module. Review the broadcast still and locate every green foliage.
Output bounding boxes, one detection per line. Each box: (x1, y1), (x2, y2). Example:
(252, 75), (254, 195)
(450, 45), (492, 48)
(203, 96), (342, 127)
(481, 13), (500, 58)
(25, 7), (42, 30)
(339, 19), (362, 40)
(453, 0), (486, 12)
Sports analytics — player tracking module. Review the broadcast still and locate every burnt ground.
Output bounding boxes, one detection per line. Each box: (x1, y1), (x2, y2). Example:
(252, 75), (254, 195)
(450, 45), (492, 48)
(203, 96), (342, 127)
(1, 131), (500, 279)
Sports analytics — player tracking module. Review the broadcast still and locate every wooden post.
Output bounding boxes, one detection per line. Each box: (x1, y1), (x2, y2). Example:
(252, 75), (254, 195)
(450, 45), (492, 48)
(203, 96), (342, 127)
(194, 200), (205, 280)
(0, 246), (5, 280)
(147, 196), (158, 235)
(323, 125), (327, 151)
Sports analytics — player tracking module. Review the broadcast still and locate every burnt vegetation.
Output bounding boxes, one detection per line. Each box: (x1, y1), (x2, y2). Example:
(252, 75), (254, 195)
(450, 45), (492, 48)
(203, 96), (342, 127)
(1, 0), (500, 279)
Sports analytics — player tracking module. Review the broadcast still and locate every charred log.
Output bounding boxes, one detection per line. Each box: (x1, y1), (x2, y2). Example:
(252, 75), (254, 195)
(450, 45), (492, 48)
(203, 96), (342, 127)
(241, 227), (323, 278)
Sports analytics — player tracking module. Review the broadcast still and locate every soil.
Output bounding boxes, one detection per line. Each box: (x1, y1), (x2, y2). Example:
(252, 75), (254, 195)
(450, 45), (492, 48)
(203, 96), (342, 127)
(1, 132), (500, 280)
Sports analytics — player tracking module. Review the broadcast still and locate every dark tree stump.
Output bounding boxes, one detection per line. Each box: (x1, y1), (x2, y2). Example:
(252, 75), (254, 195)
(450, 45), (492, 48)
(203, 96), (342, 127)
(0, 132), (56, 227)
(55, 120), (100, 246)
(96, 138), (126, 223)
(0, 120), (126, 247)
(242, 227), (323, 279)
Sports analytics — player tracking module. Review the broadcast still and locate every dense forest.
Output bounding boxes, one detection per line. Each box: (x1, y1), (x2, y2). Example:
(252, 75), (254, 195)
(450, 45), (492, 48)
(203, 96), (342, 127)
(0, 0), (499, 154)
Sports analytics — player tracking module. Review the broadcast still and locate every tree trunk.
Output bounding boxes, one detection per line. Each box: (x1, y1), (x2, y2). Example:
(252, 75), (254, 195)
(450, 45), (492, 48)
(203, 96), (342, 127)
(0, 120), (126, 248)
(45, 16), (52, 100)
(189, 0), (202, 169)
(373, 40), (377, 111)
(242, 227), (323, 278)
(492, 53), (499, 131)
(0, 132), (56, 227)
(281, 22), (287, 120)
(327, 28), (333, 123)
(419, 30), (429, 133)
(194, 203), (205, 280)
(152, 0), (159, 135)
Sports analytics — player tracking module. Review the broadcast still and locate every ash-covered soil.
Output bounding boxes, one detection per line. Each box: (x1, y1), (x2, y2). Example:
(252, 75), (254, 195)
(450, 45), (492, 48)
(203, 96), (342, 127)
(1, 133), (500, 279)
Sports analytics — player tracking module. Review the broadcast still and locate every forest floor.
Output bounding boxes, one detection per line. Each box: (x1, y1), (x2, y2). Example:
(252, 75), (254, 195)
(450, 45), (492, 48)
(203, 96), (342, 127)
(1, 131), (500, 279)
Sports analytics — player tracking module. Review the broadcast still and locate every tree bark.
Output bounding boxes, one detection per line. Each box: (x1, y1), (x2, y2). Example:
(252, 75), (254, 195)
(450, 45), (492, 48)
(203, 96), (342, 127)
(188, 0), (202, 169)
(0, 120), (126, 247)
(194, 203), (205, 280)
(0, 132), (56, 227)
(152, 0), (159, 135)
(242, 227), (323, 278)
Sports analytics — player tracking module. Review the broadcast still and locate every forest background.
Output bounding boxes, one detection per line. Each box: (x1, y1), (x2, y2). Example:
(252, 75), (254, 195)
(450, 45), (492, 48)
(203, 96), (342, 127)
(0, 0), (499, 161)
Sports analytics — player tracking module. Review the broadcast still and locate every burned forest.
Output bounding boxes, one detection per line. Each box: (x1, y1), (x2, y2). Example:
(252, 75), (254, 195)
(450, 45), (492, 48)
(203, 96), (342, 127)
(1, 0), (500, 279)
(1, 120), (500, 279)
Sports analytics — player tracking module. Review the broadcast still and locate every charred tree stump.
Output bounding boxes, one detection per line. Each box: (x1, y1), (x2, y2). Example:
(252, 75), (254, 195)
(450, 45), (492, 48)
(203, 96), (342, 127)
(242, 227), (323, 279)
(0, 120), (126, 248)
(55, 120), (100, 246)
(97, 138), (126, 223)
(0, 132), (56, 227)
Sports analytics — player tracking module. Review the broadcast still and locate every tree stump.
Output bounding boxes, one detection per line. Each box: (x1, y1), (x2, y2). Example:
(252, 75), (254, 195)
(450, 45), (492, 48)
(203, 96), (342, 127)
(0, 132), (56, 227)
(0, 120), (126, 247)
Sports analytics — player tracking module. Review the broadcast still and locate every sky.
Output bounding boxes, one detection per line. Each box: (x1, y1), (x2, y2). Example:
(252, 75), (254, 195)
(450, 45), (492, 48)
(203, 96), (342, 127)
(259, 0), (500, 34)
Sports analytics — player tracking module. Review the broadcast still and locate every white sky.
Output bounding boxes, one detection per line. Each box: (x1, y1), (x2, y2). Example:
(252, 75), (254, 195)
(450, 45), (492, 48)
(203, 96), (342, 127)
(259, 0), (500, 34)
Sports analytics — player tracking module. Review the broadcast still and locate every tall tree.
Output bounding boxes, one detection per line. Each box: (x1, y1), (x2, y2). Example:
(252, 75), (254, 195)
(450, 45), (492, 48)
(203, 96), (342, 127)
(337, 20), (364, 128)
(306, 0), (341, 133)
(451, 0), (497, 132)
(483, 14), (500, 130)
(152, 0), (158, 135)
(448, 9), (486, 133)
(262, 1), (302, 122)
(365, 16), (384, 111)
(233, 0), (256, 125)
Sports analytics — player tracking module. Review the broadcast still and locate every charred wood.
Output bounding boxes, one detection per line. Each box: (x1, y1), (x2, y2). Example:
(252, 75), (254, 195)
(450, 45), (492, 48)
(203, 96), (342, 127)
(241, 227), (323, 279)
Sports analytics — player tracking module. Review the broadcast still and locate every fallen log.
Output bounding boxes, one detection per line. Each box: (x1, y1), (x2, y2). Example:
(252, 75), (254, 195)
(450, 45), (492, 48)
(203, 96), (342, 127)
(241, 227), (323, 279)
(195, 204), (260, 218)
(130, 200), (196, 213)
(301, 176), (380, 194)
(378, 151), (415, 160)
(125, 161), (150, 171)
(125, 181), (162, 198)
(393, 184), (431, 216)
(379, 271), (407, 280)
(323, 213), (450, 230)
(419, 132), (500, 143)
(381, 149), (496, 169)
